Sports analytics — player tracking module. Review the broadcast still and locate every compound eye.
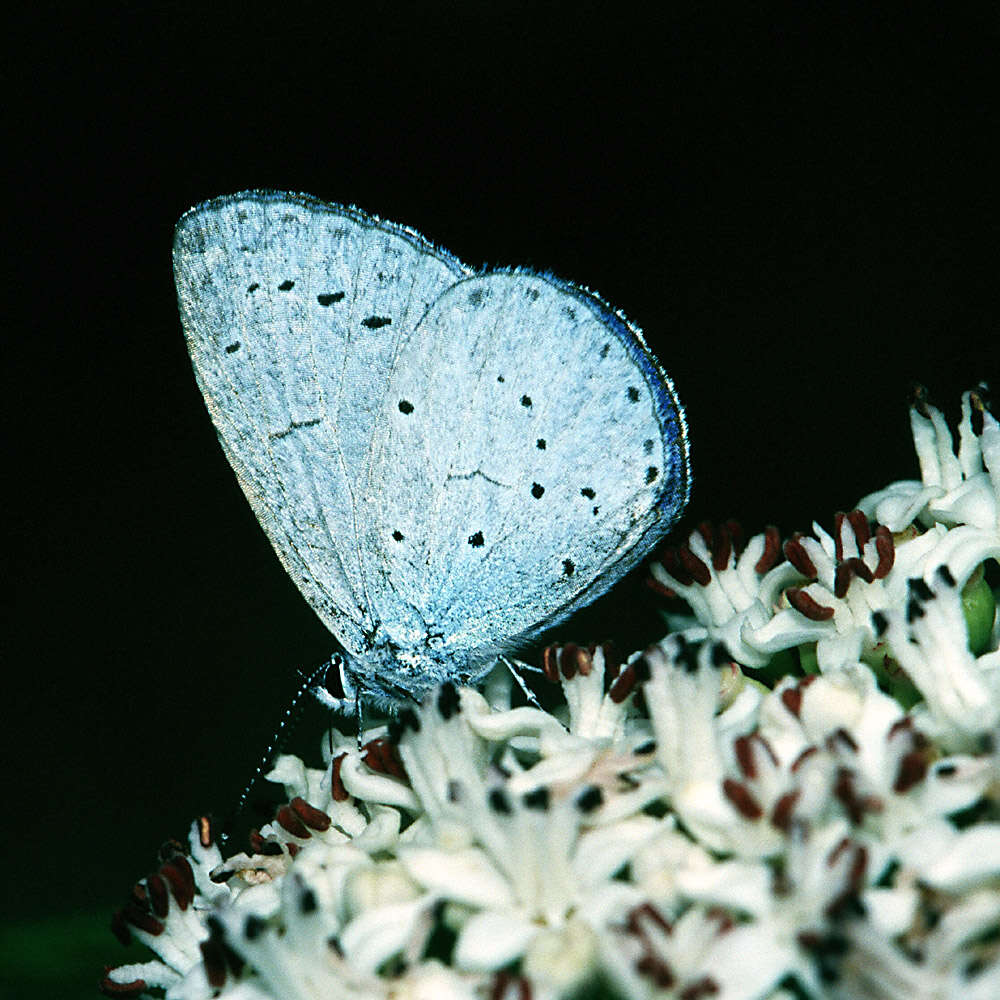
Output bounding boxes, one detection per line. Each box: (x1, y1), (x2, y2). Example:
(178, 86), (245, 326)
(312, 653), (357, 712)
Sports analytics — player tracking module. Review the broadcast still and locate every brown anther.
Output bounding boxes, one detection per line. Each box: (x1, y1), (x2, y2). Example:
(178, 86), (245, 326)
(827, 835), (852, 866)
(559, 642), (580, 679)
(771, 790), (801, 832)
(733, 735), (759, 779)
(705, 906), (735, 933)
(637, 953), (676, 989)
(888, 716), (914, 738)
(541, 644), (560, 683)
(827, 727), (859, 753)
(845, 557), (873, 583)
(796, 930), (824, 950)
(871, 525), (894, 577)
(848, 843), (868, 890)
(824, 845), (868, 919)
(834, 558), (873, 599)
(248, 829), (283, 855)
(573, 644), (593, 676)
(490, 970), (533, 1000)
(783, 534), (818, 579)
(781, 686), (803, 717)
(627, 901), (673, 936)
(846, 510), (870, 548)
(660, 546), (694, 585)
(601, 641), (622, 680)
(330, 752), (349, 801)
(362, 737), (408, 783)
(197, 815), (213, 849)
(893, 750), (929, 794)
(786, 587), (835, 621)
(146, 873), (169, 918)
(121, 900), (164, 936)
(275, 804), (311, 839)
(791, 745), (819, 772)
(288, 842), (300, 857)
(646, 574), (676, 599)
(608, 662), (639, 703)
(712, 521), (732, 571)
(200, 936), (229, 989)
(679, 976), (720, 999)
(833, 512), (847, 560)
(162, 855), (195, 909)
(100, 972), (148, 997)
(833, 768), (882, 824)
(290, 796), (332, 832)
(755, 525), (782, 574)
(678, 544), (712, 586)
(722, 778), (763, 819)
(697, 520), (714, 547)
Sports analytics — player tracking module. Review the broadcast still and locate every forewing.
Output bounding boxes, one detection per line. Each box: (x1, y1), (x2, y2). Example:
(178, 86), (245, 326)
(173, 192), (469, 651)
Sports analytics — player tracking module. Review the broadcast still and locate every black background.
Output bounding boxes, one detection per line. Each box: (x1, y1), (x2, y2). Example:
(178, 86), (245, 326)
(5, 1), (998, 983)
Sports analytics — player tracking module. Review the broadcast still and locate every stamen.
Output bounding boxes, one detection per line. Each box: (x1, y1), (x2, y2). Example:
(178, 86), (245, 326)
(275, 804), (311, 839)
(783, 534), (818, 579)
(873, 525), (894, 578)
(722, 778), (763, 819)
(330, 752), (349, 801)
(754, 525), (782, 573)
(290, 796), (332, 832)
(679, 544), (712, 585)
(786, 587), (835, 621)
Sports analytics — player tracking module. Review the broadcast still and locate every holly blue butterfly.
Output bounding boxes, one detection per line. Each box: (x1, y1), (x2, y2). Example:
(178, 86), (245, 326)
(173, 191), (690, 710)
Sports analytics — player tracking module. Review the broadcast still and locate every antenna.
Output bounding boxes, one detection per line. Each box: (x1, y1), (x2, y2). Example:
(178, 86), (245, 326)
(217, 655), (346, 850)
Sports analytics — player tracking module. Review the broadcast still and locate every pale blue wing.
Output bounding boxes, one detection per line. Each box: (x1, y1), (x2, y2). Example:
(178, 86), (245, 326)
(361, 269), (689, 665)
(173, 192), (470, 653)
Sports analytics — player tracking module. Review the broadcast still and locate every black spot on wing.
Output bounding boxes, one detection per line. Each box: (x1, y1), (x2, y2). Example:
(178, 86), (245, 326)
(246, 282), (259, 294)
(392, 530), (404, 541)
(225, 342), (241, 354)
(270, 417), (322, 440)
(580, 487), (595, 499)
(563, 558), (575, 576)
(646, 466), (659, 484)
(398, 400), (414, 414)
(317, 291), (345, 306)
(643, 438), (655, 455)
(627, 386), (640, 403)
(468, 531), (484, 548)
(278, 279), (295, 291)
(521, 395), (532, 408)
(531, 482), (545, 499)
(536, 439), (546, 450)
(497, 374), (505, 383)
(362, 315), (392, 329)
(600, 343), (610, 359)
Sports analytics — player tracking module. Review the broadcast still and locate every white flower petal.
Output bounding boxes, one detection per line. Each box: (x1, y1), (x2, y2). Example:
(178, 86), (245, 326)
(400, 846), (514, 908)
(453, 909), (537, 971)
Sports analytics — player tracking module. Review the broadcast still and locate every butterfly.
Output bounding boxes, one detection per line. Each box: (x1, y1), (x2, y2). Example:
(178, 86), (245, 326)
(173, 191), (690, 709)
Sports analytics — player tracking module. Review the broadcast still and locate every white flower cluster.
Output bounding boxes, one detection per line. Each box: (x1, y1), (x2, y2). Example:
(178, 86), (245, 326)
(104, 390), (1000, 1000)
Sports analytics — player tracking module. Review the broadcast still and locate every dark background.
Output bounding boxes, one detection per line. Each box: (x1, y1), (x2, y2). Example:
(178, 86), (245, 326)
(5, 3), (998, 992)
